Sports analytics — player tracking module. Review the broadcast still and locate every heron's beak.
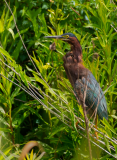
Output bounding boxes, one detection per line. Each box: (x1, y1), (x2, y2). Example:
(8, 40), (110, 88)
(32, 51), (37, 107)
(44, 35), (69, 42)
(44, 35), (63, 40)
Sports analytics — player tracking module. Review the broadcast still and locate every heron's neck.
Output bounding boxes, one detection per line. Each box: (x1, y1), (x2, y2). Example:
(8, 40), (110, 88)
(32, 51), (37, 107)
(71, 41), (82, 62)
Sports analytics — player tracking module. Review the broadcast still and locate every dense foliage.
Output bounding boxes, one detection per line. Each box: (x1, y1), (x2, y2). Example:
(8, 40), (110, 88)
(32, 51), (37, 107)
(0, 0), (117, 159)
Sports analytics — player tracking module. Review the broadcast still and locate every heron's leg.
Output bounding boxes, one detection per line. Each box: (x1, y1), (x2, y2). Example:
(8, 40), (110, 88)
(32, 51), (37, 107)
(95, 115), (98, 139)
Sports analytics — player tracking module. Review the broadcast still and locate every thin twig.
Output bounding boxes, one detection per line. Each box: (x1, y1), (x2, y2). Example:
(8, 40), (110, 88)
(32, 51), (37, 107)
(70, 6), (81, 16)
(111, 24), (117, 32)
(82, 82), (92, 160)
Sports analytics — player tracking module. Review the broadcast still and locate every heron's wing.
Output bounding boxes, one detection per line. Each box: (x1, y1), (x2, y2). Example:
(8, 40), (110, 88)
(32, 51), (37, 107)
(74, 73), (108, 120)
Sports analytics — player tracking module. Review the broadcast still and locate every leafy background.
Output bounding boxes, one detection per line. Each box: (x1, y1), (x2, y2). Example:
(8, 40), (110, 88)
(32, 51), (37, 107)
(0, 0), (117, 159)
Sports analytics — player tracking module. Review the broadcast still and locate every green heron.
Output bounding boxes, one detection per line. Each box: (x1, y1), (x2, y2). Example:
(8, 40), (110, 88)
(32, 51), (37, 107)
(45, 33), (108, 120)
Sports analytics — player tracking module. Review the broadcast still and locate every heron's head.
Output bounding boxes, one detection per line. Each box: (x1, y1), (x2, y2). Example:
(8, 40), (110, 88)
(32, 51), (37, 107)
(45, 33), (79, 45)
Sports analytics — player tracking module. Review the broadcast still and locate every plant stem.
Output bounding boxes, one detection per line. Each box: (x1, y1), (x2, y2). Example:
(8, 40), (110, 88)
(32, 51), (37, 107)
(9, 104), (14, 144)
(82, 85), (92, 160)
(82, 103), (92, 160)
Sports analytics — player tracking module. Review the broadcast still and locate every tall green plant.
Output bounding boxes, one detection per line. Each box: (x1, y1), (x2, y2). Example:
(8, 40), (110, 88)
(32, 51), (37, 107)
(0, 0), (117, 159)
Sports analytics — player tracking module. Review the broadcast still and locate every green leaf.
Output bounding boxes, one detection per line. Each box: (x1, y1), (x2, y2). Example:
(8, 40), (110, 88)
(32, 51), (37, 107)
(15, 28), (29, 39)
(0, 146), (13, 160)
(0, 116), (9, 126)
(20, 71), (28, 87)
(0, 47), (13, 61)
(0, 107), (5, 114)
(12, 39), (22, 60)
(46, 88), (56, 98)
(111, 115), (117, 119)
(101, 118), (116, 135)
(0, 20), (4, 33)
(0, 128), (11, 132)
(33, 74), (48, 89)
(47, 125), (65, 138)
(11, 86), (20, 100)
(104, 135), (111, 152)
(8, 28), (15, 39)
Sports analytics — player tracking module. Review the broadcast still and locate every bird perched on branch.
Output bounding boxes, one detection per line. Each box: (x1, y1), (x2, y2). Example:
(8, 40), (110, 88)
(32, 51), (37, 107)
(45, 33), (108, 121)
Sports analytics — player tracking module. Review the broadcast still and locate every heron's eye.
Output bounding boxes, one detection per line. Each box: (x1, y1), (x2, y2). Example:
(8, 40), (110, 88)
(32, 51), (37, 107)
(63, 35), (69, 39)
(65, 35), (69, 38)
